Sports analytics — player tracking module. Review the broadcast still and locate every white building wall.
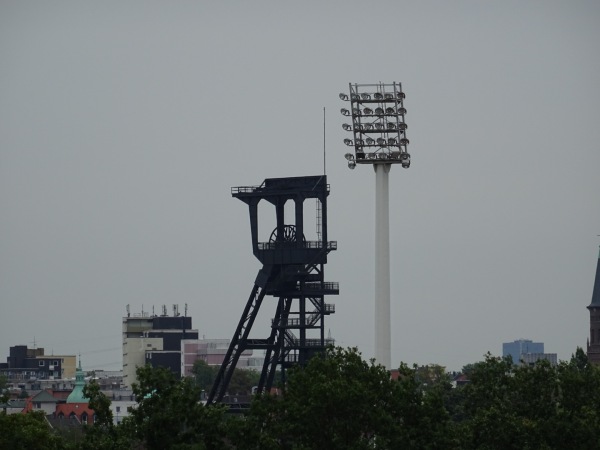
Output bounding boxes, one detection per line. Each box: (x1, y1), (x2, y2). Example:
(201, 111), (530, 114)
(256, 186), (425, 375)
(122, 337), (162, 388)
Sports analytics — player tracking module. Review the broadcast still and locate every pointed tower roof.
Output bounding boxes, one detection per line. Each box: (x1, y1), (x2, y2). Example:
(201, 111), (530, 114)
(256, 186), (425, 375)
(66, 359), (88, 404)
(590, 246), (600, 306)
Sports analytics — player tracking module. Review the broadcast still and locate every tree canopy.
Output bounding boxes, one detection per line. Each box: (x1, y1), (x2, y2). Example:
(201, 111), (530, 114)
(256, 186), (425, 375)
(3, 347), (600, 449)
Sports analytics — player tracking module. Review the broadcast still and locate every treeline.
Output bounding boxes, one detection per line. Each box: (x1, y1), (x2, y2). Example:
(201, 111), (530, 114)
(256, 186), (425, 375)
(2, 347), (600, 449)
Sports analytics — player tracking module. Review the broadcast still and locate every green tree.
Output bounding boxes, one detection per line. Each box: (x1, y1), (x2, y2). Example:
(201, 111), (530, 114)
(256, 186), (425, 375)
(234, 347), (458, 450)
(550, 348), (600, 449)
(228, 368), (260, 395)
(0, 375), (9, 404)
(192, 359), (219, 394)
(455, 350), (600, 449)
(393, 362), (460, 449)
(83, 380), (113, 427)
(122, 364), (227, 450)
(79, 380), (131, 450)
(0, 410), (65, 450)
(192, 359), (260, 396)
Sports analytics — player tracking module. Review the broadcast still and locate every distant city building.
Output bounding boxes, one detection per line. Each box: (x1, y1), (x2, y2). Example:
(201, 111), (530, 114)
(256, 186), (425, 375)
(122, 305), (198, 387)
(181, 339), (261, 378)
(503, 339), (544, 364)
(0, 345), (76, 384)
(587, 247), (600, 364)
(502, 339), (557, 366)
(519, 352), (558, 366)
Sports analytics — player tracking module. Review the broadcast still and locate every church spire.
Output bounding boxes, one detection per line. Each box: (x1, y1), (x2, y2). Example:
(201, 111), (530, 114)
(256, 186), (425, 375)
(66, 355), (88, 403)
(590, 246), (600, 306)
(587, 246), (600, 364)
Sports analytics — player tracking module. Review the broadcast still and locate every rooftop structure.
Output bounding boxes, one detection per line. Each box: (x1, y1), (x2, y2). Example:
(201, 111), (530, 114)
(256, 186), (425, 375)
(122, 304), (198, 387)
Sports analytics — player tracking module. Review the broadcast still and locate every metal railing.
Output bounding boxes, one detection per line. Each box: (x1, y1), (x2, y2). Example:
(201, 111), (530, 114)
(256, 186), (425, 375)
(257, 241), (337, 251)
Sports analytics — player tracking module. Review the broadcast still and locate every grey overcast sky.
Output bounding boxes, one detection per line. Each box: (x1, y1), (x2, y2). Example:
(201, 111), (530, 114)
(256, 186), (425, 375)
(1, 1), (599, 372)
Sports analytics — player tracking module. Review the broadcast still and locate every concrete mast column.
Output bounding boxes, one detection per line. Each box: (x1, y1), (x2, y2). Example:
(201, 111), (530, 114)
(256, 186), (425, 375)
(374, 163), (391, 369)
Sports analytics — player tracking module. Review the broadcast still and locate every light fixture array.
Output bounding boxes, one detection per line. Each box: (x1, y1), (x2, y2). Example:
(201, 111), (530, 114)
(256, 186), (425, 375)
(340, 82), (410, 169)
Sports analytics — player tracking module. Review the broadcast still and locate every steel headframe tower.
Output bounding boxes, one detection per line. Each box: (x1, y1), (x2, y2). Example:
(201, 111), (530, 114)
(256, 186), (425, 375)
(207, 175), (338, 406)
(340, 82), (410, 369)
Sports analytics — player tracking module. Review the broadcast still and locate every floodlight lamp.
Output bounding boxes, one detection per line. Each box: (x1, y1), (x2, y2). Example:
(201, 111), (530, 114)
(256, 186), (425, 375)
(344, 139), (354, 146)
(339, 93), (349, 101)
(375, 107), (384, 115)
(345, 152), (355, 161)
(366, 137), (375, 145)
(363, 107), (373, 115)
(361, 93), (371, 100)
(351, 94), (360, 101)
(348, 160), (357, 170)
(400, 152), (410, 161)
(375, 123), (384, 130)
(396, 91), (406, 99)
(387, 123), (397, 130)
(400, 138), (410, 145)
(355, 139), (365, 145)
(385, 107), (395, 114)
(384, 93), (394, 100)
(354, 124), (363, 131)
(388, 138), (397, 145)
(398, 123), (407, 131)
(353, 108), (361, 115)
(364, 123), (374, 130)
(377, 137), (386, 145)
(341, 108), (350, 116)
(398, 107), (407, 115)
(374, 92), (383, 100)
(342, 123), (352, 131)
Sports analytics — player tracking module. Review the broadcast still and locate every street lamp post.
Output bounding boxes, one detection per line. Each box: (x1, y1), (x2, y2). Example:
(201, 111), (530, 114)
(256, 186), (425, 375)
(340, 82), (410, 369)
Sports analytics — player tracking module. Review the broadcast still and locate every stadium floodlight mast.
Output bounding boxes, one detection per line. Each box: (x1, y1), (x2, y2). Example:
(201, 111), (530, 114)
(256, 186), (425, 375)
(340, 82), (410, 370)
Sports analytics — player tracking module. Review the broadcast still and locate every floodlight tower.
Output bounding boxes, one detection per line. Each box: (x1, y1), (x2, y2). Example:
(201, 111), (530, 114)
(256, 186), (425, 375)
(340, 82), (410, 369)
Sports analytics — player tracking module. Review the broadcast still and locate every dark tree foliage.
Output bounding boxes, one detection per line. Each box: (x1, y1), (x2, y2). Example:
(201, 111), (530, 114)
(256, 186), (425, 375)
(0, 375), (9, 404)
(456, 349), (600, 449)
(79, 380), (130, 450)
(192, 359), (219, 393)
(123, 364), (228, 450)
(13, 347), (600, 450)
(192, 359), (261, 396)
(231, 347), (458, 450)
(0, 410), (65, 450)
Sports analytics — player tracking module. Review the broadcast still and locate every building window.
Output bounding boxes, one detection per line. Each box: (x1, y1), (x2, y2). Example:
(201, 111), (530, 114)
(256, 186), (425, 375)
(53, 360), (59, 366)
(39, 360), (45, 366)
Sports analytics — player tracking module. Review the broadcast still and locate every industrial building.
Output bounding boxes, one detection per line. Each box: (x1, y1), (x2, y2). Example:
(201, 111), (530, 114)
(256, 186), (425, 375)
(122, 305), (198, 388)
